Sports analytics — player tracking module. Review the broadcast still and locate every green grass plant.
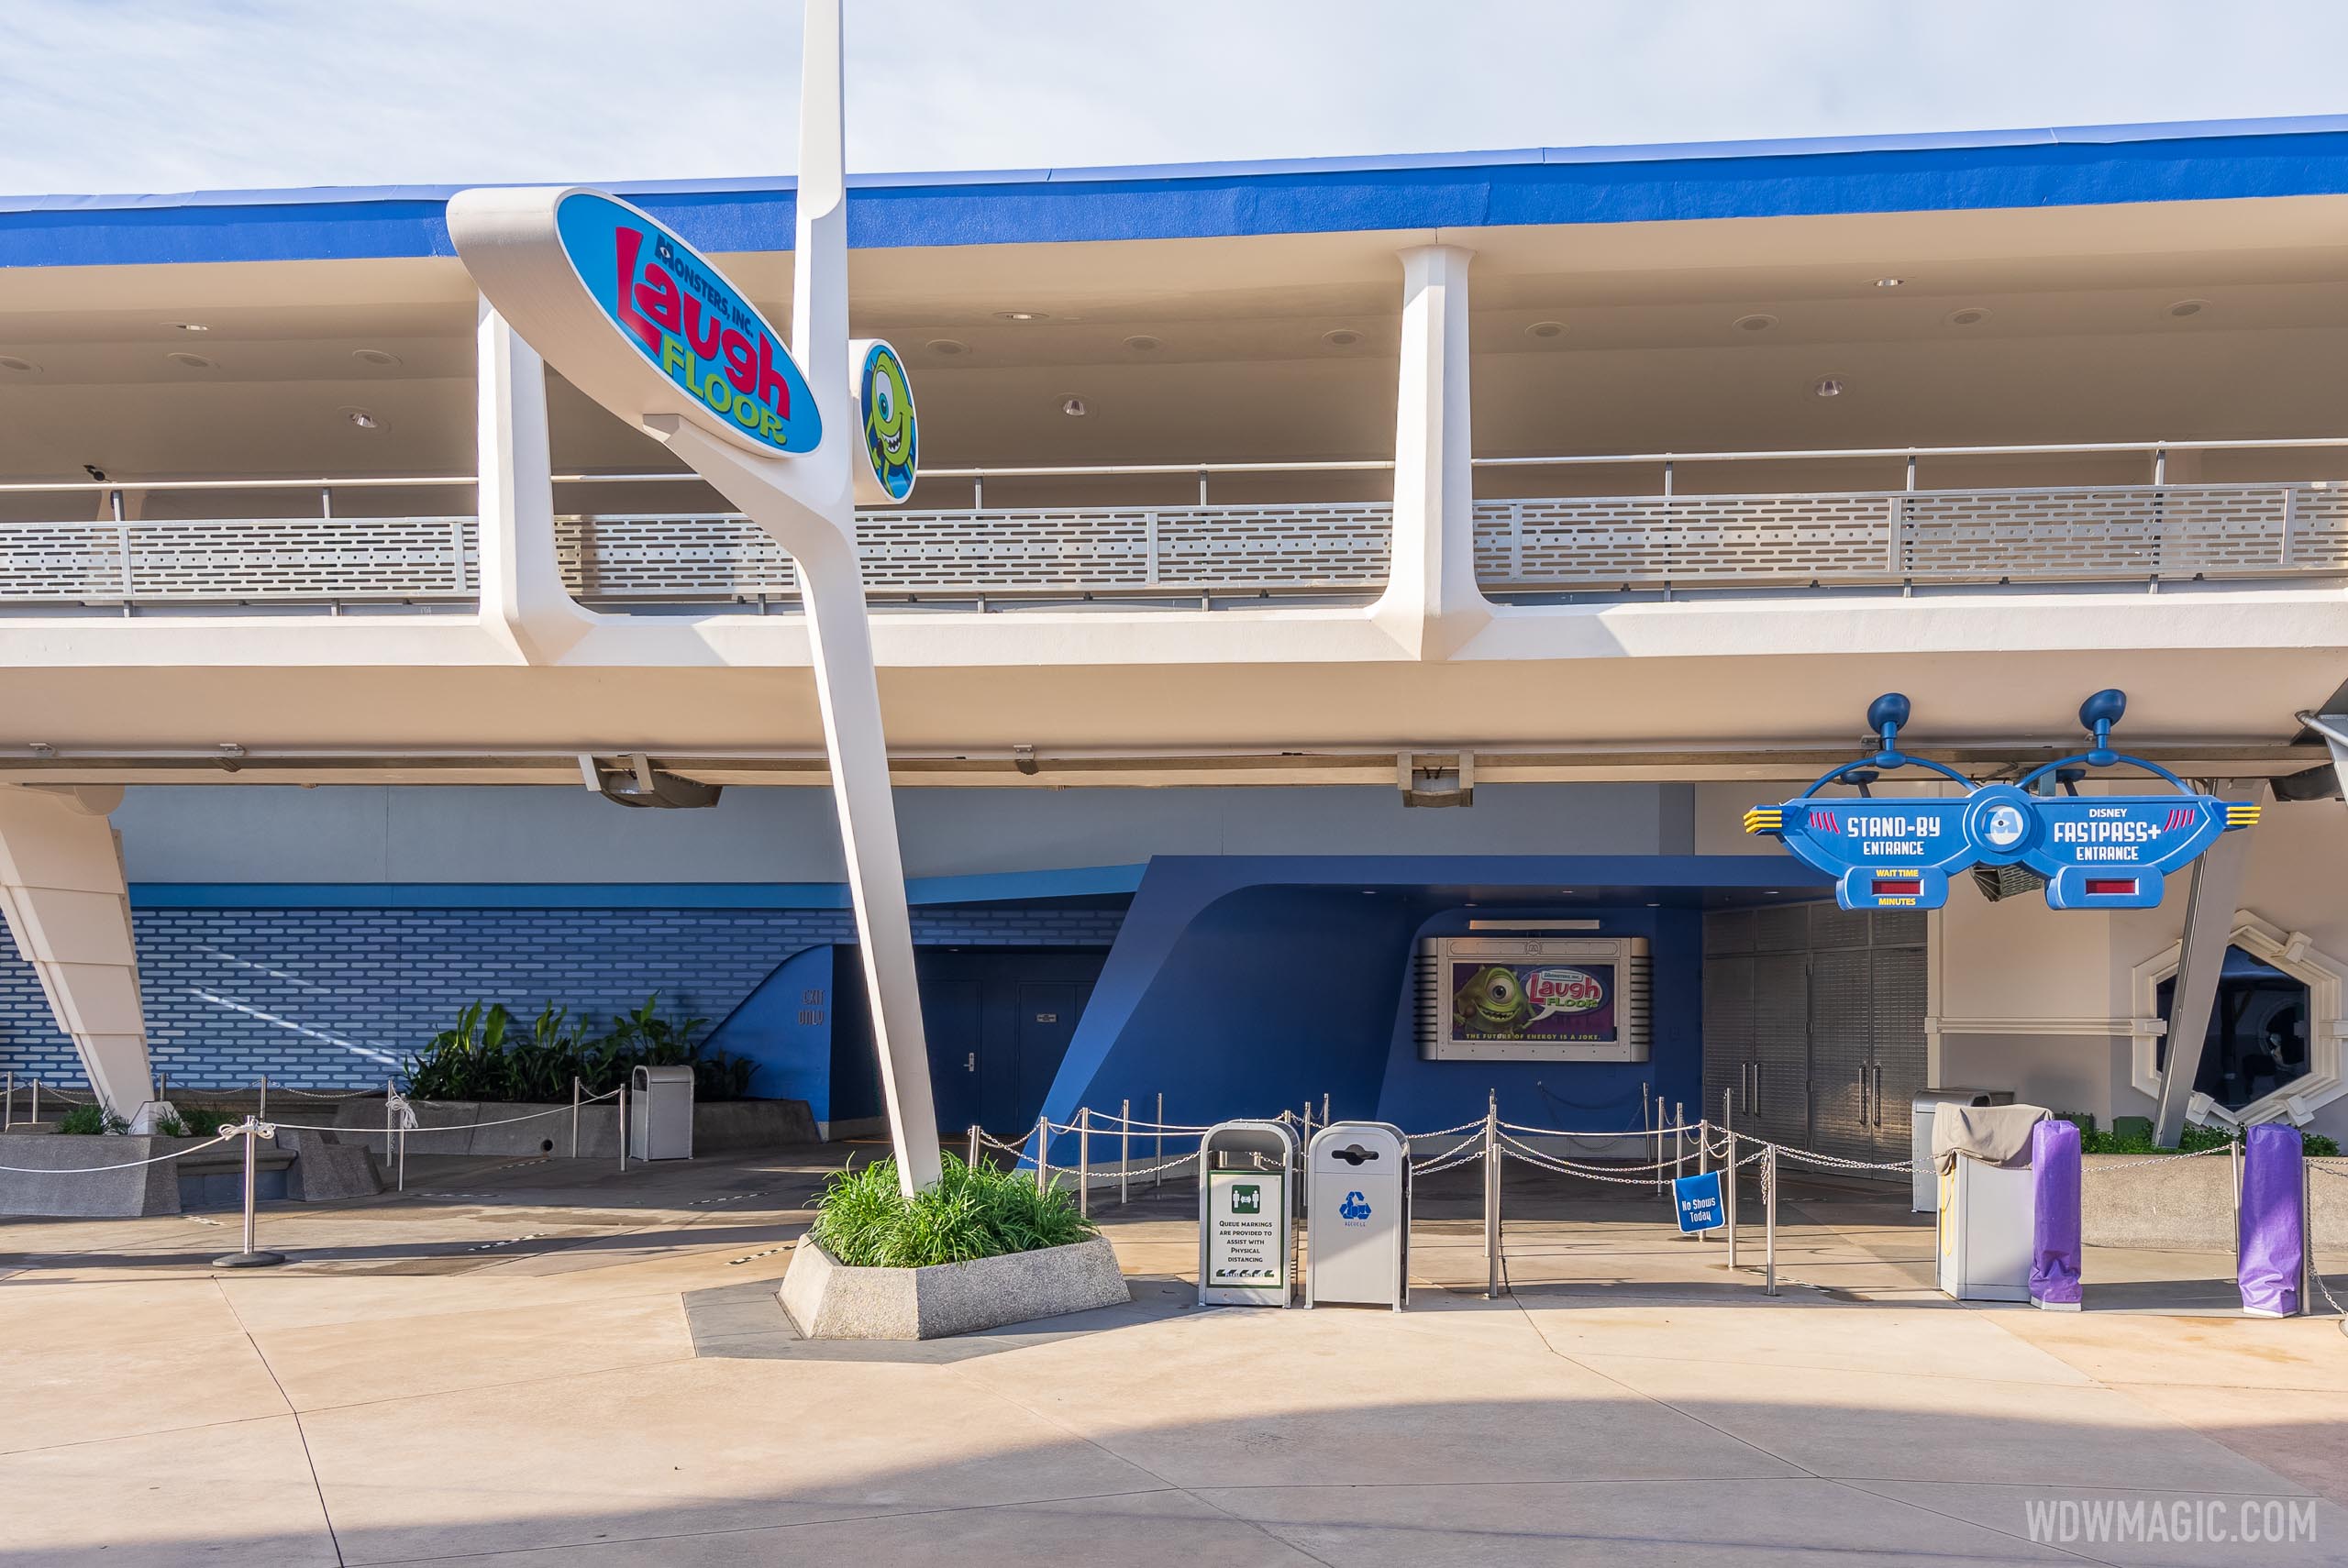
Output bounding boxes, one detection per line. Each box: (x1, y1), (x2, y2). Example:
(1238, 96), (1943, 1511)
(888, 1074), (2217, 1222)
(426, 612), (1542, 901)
(811, 1153), (1096, 1268)
(2056, 1111), (2338, 1158)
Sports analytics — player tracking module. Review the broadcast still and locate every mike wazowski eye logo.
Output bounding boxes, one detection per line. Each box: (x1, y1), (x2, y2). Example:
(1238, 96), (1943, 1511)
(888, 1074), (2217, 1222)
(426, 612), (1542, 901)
(859, 340), (917, 501)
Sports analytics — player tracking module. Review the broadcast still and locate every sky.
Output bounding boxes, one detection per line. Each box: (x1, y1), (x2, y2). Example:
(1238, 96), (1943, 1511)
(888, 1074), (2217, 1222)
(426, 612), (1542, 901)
(6, 1), (2348, 195)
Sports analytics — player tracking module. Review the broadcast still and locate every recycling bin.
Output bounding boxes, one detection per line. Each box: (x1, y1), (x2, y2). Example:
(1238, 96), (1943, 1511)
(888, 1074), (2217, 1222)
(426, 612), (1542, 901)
(1911, 1088), (2014, 1211)
(1306, 1121), (1411, 1310)
(628, 1065), (695, 1161)
(1198, 1120), (1299, 1307)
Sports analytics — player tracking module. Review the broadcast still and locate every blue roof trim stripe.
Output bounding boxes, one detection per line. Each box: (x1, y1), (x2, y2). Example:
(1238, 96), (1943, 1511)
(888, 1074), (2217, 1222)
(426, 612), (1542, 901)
(11, 116), (2348, 269)
(124, 864), (1148, 909)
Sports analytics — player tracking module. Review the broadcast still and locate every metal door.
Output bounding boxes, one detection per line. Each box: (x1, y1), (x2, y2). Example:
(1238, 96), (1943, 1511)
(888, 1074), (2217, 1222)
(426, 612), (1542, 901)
(1015, 982), (1079, 1130)
(920, 977), (982, 1134)
(1752, 951), (1811, 1148)
(1808, 946), (1874, 1163)
(1867, 941), (1929, 1163)
(1701, 946), (1753, 1135)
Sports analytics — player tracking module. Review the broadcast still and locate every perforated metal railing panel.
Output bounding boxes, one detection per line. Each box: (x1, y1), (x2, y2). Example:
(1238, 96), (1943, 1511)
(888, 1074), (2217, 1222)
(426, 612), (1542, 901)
(1, 481), (2342, 609)
(1476, 481), (2348, 589)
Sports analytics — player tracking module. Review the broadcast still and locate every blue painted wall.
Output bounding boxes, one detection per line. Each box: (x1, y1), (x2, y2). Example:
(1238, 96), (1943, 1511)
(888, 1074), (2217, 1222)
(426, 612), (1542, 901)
(702, 945), (838, 1120)
(1036, 855), (1815, 1158)
(0, 900), (1125, 1091)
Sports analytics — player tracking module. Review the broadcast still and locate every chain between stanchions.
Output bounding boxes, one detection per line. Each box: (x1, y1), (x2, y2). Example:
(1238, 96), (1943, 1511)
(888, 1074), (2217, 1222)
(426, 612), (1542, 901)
(386, 1089), (621, 1137)
(1410, 1132), (1484, 1173)
(2077, 1144), (2232, 1175)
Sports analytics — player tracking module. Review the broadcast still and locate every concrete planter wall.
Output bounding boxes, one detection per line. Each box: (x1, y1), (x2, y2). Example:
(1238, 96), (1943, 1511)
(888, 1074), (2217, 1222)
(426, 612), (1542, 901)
(779, 1234), (1129, 1340)
(2083, 1153), (2348, 1250)
(325, 1096), (817, 1157)
(0, 1129), (382, 1217)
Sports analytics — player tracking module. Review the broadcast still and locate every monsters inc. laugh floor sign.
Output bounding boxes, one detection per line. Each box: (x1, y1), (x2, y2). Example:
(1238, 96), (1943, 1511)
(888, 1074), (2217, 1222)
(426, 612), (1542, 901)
(551, 191), (822, 456)
(1744, 692), (2257, 911)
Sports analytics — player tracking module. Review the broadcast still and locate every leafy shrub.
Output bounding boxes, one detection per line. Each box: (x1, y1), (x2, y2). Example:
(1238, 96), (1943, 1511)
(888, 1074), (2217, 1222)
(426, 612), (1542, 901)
(2059, 1111), (2339, 1159)
(812, 1154), (1096, 1268)
(404, 993), (756, 1102)
(56, 1104), (127, 1135)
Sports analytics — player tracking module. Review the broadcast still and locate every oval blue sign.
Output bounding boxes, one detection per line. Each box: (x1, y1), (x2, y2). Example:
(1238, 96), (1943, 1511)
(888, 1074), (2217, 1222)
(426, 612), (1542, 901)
(552, 191), (820, 455)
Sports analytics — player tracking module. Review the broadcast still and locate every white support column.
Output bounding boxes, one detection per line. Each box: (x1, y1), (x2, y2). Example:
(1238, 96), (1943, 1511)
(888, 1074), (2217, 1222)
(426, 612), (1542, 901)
(2152, 780), (2266, 1146)
(476, 296), (595, 664)
(0, 786), (153, 1115)
(1372, 242), (1492, 660)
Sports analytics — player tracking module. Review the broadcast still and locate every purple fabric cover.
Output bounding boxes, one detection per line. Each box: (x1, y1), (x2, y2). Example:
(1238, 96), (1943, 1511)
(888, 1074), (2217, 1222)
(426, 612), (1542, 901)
(2029, 1119), (2084, 1308)
(2238, 1123), (2306, 1317)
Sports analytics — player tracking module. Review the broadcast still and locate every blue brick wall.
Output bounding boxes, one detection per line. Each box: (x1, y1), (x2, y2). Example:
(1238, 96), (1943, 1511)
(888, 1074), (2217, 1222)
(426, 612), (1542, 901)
(0, 902), (1124, 1091)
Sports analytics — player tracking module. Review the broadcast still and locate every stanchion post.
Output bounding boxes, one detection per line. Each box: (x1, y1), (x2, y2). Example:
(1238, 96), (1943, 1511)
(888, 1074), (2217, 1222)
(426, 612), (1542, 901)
(618, 1082), (628, 1173)
(257, 1073), (267, 1124)
(384, 1077), (394, 1159)
(2231, 1134), (2243, 1253)
(214, 1116), (285, 1268)
(1322, 1091), (1330, 1124)
(30, 1078), (38, 1127)
(1483, 1088), (1501, 1300)
(2303, 1156), (2316, 1318)
(1120, 1098), (1131, 1207)
(1078, 1106), (1091, 1218)
(4, 1070), (12, 1130)
(1716, 1088), (1733, 1249)
(1764, 1143), (1778, 1296)
(1036, 1112), (1050, 1194)
(397, 1120), (406, 1191)
(571, 1077), (581, 1159)
(1156, 1091), (1165, 1192)
(968, 1123), (980, 1167)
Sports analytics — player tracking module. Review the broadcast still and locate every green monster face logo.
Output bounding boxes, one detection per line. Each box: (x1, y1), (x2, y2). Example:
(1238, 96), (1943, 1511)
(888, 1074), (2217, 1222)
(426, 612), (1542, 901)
(859, 342), (917, 501)
(1455, 965), (1531, 1032)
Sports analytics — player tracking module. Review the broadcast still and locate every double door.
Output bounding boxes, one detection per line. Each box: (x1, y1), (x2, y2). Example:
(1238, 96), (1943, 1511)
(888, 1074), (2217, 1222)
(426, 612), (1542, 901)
(1702, 904), (1927, 1174)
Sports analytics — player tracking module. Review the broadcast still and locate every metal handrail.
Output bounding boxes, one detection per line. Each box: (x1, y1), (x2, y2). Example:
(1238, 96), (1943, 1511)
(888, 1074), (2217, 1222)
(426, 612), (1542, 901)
(5, 434), (2342, 497)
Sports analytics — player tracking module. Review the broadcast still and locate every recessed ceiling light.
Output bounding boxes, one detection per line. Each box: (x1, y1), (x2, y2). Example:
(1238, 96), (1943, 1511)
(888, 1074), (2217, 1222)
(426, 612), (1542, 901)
(924, 337), (969, 356)
(0, 355), (38, 373)
(164, 351), (215, 370)
(343, 408), (379, 429)
(1321, 328), (1363, 348)
(1733, 313), (1778, 333)
(351, 348), (402, 367)
(1946, 307), (1990, 326)
(1812, 376), (1845, 398)
(2166, 298), (2208, 318)
(166, 322), (211, 332)
(1123, 335), (1162, 351)
(1059, 395), (1089, 417)
(995, 310), (1047, 322)
(1874, 278), (1905, 289)
(1525, 320), (1567, 339)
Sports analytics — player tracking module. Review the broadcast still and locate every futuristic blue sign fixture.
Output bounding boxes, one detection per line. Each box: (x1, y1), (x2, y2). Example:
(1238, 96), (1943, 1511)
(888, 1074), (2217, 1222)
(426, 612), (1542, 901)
(1745, 690), (2258, 911)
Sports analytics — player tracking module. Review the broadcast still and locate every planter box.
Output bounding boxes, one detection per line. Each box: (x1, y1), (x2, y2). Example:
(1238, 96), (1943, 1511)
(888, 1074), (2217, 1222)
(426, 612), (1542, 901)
(0, 1132), (213, 1217)
(325, 1096), (818, 1157)
(2082, 1153), (2348, 1251)
(778, 1234), (1129, 1340)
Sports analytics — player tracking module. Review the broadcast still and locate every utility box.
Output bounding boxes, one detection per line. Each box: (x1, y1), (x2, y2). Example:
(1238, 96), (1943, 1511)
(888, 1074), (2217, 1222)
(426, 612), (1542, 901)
(1911, 1088), (2014, 1212)
(629, 1066), (695, 1161)
(1306, 1121), (1410, 1310)
(1199, 1120), (1298, 1307)
(1935, 1152), (2034, 1301)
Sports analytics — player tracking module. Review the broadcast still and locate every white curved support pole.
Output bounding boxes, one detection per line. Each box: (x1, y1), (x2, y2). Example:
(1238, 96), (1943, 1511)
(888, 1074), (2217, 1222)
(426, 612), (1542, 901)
(1373, 243), (1491, 659)
(476, 298), (595, 663)
(0, 785), (154, 1116)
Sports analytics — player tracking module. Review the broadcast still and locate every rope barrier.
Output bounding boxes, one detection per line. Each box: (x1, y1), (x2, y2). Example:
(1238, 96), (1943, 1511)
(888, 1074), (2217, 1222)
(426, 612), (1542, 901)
(1410, 1132), (1484, 1172)
(384, 1089), (621, 1136)
(0, 1127), (238, 1174)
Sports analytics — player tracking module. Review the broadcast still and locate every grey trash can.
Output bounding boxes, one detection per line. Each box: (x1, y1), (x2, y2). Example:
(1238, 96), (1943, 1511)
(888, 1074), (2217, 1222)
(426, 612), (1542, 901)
(1306, 1121), (1411, 1310)
(1198, 1120), (1299, 1307)
(1911, 1088), (2013, 1211)
(629, 1065), (695, 1161)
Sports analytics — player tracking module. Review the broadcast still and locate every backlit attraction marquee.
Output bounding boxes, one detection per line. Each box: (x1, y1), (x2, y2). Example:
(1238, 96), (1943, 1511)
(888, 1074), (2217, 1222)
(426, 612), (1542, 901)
(1744, 691), (2258, 911)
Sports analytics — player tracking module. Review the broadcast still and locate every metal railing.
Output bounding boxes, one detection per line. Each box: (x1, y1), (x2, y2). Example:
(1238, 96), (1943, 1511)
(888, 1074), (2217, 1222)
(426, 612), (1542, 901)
(3, 438), (2344, 612)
